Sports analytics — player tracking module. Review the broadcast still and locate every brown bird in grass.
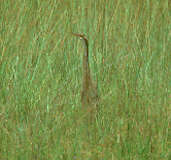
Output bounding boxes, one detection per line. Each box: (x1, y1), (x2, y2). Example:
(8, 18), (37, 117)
(72, 33), (99, 124)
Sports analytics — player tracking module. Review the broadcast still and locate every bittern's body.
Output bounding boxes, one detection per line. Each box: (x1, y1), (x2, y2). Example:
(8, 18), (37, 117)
(73, 33), (99, 124)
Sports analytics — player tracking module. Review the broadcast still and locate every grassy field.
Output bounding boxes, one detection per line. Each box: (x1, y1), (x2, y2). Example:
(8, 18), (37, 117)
(0, 0), (170, 159)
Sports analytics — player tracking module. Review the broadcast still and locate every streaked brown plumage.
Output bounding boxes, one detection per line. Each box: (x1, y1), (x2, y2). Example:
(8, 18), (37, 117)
(73, 33), (99, 124)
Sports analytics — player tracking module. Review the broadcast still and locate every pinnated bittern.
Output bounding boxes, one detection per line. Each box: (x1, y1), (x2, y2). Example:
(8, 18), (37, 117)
(73, 33), (99, 124)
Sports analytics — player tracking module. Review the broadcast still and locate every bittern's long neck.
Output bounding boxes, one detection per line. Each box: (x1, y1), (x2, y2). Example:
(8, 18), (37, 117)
(81, 37), (91, 88)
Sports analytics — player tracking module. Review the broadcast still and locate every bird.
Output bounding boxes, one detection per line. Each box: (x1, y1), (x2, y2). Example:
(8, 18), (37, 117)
(72, 33), (99, 124)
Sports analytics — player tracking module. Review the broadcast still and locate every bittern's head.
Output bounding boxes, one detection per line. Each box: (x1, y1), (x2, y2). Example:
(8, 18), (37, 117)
(72, 33), (85, 39)
(72, 33), (88, 48)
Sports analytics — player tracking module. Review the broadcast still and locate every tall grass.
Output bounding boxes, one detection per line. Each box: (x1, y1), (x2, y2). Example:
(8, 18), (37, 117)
(0, 0), (170, 159)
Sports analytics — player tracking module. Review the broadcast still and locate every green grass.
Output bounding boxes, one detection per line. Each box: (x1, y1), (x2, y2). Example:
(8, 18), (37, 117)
(0, 0), (170, 159)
